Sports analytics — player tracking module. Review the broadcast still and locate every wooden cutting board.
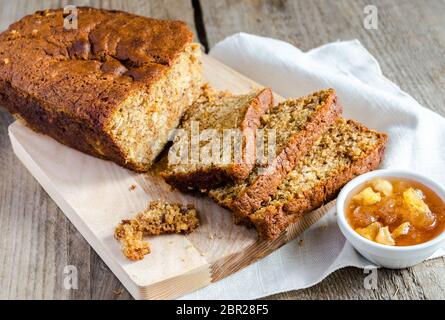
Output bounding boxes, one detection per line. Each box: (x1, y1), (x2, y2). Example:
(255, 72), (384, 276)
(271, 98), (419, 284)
(8, 55), (333, 300)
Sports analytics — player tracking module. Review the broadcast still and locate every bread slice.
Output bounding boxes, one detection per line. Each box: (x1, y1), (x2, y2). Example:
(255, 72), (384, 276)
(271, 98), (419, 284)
(115, 201), (199, 260)
(249, 119), (388, 239)
(162, 86), (273, 191)
(209, 89), (342, 219)
(0, 8), (202, 172)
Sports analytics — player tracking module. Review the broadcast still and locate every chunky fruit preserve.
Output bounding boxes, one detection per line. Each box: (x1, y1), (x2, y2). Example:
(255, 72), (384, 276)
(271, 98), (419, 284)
(346, 177), (445, 246)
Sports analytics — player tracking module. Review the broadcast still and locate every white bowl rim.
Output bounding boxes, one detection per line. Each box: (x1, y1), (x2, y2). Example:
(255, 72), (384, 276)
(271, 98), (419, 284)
(337, 169), (445, 252)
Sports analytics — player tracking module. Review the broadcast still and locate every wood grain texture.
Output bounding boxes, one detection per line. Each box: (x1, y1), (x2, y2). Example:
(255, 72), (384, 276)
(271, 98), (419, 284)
(0, 0), (195, 300)
(0, 0), (444, 300)
(200, 0), (445, 300)
(201, 0), (445, 116)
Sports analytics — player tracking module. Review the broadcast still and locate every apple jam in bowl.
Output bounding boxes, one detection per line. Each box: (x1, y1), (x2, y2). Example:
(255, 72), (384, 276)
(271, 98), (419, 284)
(337, 170), (445, 269)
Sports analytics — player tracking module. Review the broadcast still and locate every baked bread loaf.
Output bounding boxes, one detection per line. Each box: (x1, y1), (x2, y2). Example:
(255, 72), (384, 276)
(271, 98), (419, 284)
(162, 86), (273, 191)
(0, 7), (202, 171)
(245, 119), (387, 239)
(115, 200), (199, 260)
(209, 89), (342, 220)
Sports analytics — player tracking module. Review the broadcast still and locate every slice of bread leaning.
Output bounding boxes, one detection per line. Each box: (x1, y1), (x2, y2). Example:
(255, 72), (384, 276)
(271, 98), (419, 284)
(249, 119), (388, 239)
(209, 89), (342, 219)
(162, 86), (273, 191)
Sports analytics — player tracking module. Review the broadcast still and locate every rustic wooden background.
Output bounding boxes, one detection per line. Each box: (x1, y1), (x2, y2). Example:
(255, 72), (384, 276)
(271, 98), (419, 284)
(0, 0), (444, 299)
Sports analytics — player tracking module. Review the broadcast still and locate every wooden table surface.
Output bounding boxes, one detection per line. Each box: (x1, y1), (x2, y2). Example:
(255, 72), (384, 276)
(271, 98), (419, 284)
(1, 0), (444, 300)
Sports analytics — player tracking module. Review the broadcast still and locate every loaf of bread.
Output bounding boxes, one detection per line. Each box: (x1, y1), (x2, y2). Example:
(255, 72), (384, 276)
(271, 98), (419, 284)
(209, 89), (342, 220)
(162, 85), (273, 191)
(232, 119), (387, 239)
(0, 8), (202, 171)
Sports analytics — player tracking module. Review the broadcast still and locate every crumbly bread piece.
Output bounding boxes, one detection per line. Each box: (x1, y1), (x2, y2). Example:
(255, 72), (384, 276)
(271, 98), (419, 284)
(250, 119), (388, 239)
(0, 8), (202, 171)
(162, 86), (273, 191)
(115, 201), (199, 260)
(115, 223), (151, 261)
(209, 89), (342, 218)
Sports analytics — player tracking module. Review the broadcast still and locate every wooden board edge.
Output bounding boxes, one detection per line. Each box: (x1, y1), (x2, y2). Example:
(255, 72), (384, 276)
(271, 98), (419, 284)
(210, 232), (286, 282)
(285, 201), (336, 242)
(8, 122), (143, 299)
(209, 202), (335, 282)
(9, 118), (334, 300)
(139, 263), (211, 300)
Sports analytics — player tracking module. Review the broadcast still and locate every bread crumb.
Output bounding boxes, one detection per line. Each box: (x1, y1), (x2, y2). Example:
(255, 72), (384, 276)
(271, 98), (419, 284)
(129, 184), (136, 191)
(298, 239), (304, 247)
(115, 200), (199, 260)
(208, 233), (214, 240)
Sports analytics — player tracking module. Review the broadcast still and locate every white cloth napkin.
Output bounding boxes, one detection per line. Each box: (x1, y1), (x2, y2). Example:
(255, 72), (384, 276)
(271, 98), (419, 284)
(181, 33), (445, 300)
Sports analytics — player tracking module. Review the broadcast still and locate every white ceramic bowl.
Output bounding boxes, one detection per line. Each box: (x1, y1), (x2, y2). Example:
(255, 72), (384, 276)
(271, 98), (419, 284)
(337, 169), (445, 269)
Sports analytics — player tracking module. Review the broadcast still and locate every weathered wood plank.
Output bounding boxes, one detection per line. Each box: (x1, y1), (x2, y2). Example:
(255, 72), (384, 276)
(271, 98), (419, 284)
(201, 0), (445, 117)
(60, 0), (198, 36)
(0, 0), (196, 300)
(200, 0), (445, 300)
(0, 0), (83, 300)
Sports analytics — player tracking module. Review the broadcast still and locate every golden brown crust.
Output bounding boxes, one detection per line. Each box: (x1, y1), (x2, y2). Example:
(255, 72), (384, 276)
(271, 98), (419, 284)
(162, 88), (273, 191)
(235, 87), (274, 180)
(0, 7), (197, 171)
(250, 120), (388, 239)
(232, 89), (342, 218)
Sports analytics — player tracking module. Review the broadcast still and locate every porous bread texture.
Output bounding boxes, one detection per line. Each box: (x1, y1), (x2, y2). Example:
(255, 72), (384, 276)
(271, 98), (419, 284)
(248, 119), (387, 239)
(109, 44), (202, 169)
(162, 85), (273, 191)
(0, 8), (202, 171)
(209, 89), (342, 218)
(115, 200), (200, 260)
(115, 223), (151, 261)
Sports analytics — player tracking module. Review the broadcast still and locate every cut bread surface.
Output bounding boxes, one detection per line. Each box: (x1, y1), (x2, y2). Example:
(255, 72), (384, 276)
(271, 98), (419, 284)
(209, 89), (342, 218)
(249, 119), (387, 239)
(162, 86), (273, 191)
(108, 43), (202, 171)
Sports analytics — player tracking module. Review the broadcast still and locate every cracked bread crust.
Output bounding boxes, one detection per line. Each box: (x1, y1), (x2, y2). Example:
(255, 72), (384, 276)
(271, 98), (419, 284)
(250, 119), (388, 239)
(209, 89), (342, 219)
(162, 87), (273, 191)
(0, 7), (201, 171)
